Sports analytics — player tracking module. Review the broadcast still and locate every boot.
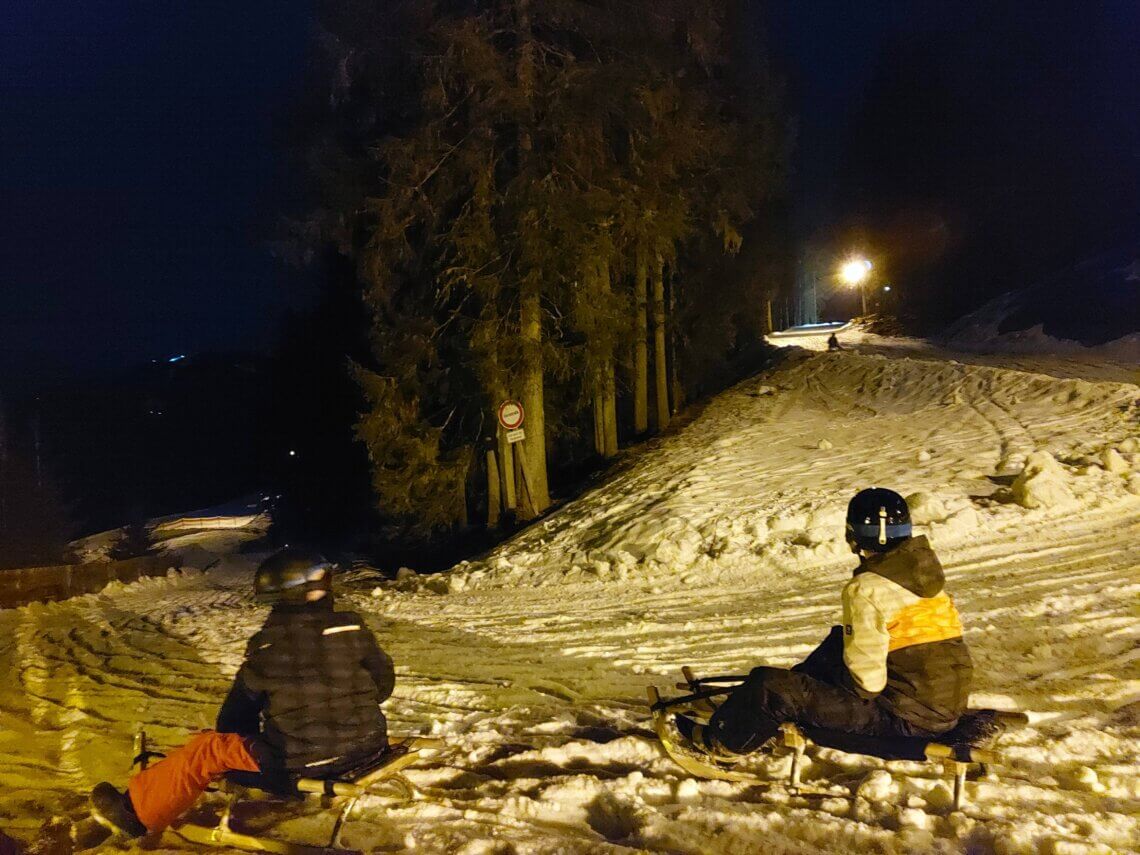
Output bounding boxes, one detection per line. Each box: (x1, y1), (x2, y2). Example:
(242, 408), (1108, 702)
(676, 714), (774, 759)
(89, 783), (147, 838)
(675, 715), (739, 759)
(674, 714), (705, 748)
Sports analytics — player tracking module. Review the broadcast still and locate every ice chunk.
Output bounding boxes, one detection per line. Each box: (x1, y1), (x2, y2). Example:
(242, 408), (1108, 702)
(855, 769), (896, 801)
(906, 492), (948, 525)
(1101, 448), (1130, 474)
(1011, 451), (1075, 509)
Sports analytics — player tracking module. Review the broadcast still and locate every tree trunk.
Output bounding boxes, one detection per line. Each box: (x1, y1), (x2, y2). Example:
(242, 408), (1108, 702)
(490, 369), (517, 515)
(593, 392), (605, 456)
(652, 253), (670, 431)
(599, 259), (618, 458)
(633, 253), (649, 435)
(485, 447), (501, 527)
(517, 286), (550, 518)
(498, 426), (516, 512)
(668, 263), (683, 415)
(513, 0), (550, 519)
(587, 260), (606, 457)
(602, 367), (618, 457)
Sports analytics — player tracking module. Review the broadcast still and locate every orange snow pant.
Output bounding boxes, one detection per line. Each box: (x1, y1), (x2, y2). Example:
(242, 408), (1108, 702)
(127, 731), (260, 832)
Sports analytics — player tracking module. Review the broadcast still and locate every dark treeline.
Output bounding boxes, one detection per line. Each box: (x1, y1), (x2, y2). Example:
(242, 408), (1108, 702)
(2, 1), (792, 567)
(275, 0), (792, 547)
(0, 357), (273, 567)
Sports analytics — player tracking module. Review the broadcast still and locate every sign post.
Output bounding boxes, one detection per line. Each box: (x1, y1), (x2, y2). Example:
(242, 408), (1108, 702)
(497, 400), (525, 442)
(497, 399), (531, 516)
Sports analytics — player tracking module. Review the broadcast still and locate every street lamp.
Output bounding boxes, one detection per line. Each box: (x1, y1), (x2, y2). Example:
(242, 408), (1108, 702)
(840, 257), (872, 316)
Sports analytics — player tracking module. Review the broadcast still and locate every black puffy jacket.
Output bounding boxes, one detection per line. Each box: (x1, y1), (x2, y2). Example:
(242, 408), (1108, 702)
(216, 598), (394, 770)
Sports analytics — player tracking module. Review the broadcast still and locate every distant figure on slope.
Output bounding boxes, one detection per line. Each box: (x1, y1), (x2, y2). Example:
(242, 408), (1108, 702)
(90, 548), (395, 838)
(827, 332), (843, 351)
(678, 488), (973, 756)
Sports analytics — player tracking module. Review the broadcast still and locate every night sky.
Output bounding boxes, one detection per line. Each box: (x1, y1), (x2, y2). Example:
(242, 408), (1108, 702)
(2, 1), (1137, 392)
(1, 1), (312, 390)
(766, 1), (1139, 283)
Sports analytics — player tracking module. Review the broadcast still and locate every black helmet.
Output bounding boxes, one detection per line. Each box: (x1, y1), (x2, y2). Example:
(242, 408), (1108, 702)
(846, 488), (912, 554)
(255, 547), (334, 604)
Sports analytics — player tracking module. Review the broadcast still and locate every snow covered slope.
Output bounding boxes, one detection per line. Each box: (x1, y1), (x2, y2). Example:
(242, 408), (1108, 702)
(941, 250), (1140, 354)
(770, 325), (1139, 385)
(2, 352), (1138, 853)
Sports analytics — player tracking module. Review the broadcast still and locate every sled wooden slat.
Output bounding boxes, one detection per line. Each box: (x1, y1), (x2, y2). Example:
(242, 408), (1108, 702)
(176, 820), (353, 855)
(173, 735), (443, 855)
(923, 742), (1001, 766)
(651, 670), (1028, 811)
(294, 737), (444, 797)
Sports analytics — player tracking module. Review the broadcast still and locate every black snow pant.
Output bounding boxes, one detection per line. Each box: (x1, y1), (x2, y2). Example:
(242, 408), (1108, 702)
(707, 627), (922, 755)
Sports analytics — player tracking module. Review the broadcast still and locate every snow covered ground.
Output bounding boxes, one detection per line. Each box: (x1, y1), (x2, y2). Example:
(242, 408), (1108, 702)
(2, 350), (1138, 853)
(772, 326), (1139, 385)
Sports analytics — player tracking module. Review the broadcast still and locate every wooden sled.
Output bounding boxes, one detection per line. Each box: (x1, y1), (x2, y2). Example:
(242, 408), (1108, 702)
(129, 730), (444, 855)
(649, 667), (1028, 810)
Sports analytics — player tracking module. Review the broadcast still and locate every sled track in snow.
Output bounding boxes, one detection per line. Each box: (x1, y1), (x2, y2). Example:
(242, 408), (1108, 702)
(1, 353), (1138, 852)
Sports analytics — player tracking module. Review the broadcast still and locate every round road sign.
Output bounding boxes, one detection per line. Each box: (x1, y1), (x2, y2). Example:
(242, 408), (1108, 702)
(497, 400), (525, 430)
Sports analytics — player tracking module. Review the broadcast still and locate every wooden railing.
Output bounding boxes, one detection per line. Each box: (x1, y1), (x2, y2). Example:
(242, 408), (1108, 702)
(0, 555), (182, 609)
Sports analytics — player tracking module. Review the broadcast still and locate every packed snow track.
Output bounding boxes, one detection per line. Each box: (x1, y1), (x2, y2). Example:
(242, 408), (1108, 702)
(2, 351), (1138, 853)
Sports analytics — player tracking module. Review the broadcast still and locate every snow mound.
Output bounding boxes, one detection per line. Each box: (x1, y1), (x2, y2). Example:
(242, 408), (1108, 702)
(1011, 451), (1076, 509)
(905, 492), (949, 525)
(422, 353), (1137, 593)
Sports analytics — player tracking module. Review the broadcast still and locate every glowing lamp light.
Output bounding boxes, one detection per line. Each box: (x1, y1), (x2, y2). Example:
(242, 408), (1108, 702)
(288, 450), (297, 457)
(839, 256), (873, 315)
(840, 257), (872, 286)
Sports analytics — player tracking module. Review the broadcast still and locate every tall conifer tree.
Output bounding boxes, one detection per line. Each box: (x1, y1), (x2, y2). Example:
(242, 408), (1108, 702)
(299, 0), (787, 536)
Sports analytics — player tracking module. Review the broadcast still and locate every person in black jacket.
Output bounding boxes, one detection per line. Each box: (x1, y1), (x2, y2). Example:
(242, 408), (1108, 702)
(679, 488), (973, 757)
(90, 548), (395, 837)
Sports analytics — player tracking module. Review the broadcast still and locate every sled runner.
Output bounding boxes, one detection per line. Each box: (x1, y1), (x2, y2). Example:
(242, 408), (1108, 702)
(649, 668), (1028, 810)
(129, 729), (444, 855)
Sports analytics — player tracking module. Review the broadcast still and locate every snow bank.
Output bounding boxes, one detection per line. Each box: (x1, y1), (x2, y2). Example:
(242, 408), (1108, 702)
(947, 309), (1140, 363)
(941, 248), (1140, 361)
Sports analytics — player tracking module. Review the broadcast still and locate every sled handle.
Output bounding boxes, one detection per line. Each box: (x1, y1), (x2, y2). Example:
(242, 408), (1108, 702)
(675, 673), (748, 691)
(132, 728), (166, 771)
(650, 685), (737, 712)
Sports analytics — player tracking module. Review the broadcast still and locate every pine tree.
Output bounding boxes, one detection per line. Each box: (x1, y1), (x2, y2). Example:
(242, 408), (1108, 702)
(296, 0), (788, 536)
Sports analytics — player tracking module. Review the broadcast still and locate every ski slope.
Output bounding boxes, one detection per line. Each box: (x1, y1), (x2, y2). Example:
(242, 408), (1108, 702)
(2, 351), (1138, 853)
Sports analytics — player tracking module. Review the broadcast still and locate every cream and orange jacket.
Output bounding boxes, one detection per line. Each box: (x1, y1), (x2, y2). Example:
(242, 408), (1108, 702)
(842, 536), (973, 732)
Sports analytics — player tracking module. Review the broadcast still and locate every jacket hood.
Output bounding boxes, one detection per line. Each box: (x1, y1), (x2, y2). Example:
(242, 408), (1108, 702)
(856, 535), (945, 598)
